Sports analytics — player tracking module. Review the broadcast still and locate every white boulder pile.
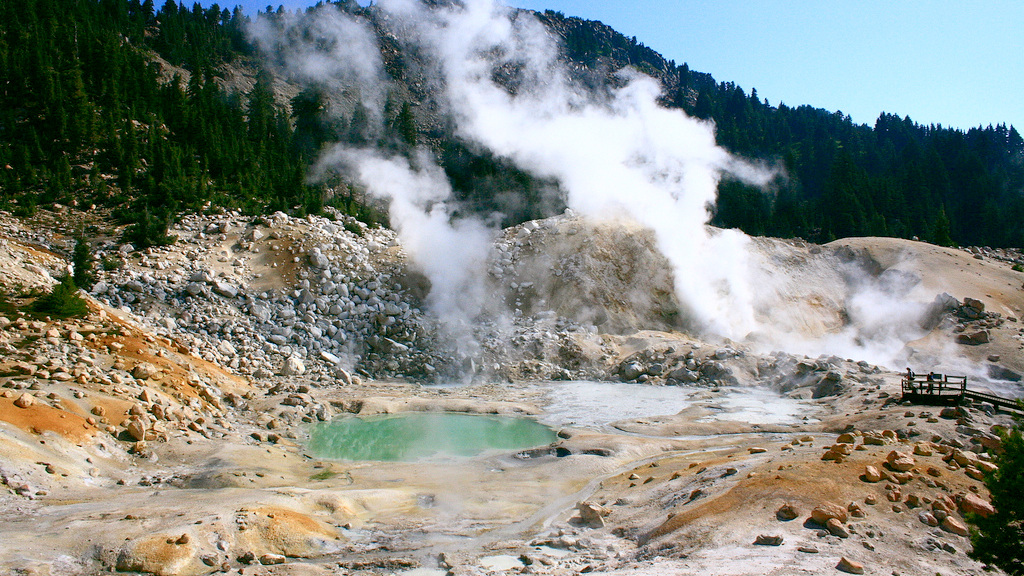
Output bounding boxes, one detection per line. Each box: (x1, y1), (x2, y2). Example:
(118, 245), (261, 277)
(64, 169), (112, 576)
(89, 210), (453, 381)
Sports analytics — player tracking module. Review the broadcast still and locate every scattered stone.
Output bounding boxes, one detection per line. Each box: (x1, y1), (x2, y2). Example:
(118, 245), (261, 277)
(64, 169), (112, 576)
(886, 450), (915, 472)
(259, 553), (286, 565)
(826, 518), (850, 538)
(810, 502), (848, 525)
(958, 493), (995, 518)
(863, 465), (882, 483)
(776, 503), (799, 521)
(754, 535), (784, 546)
(797, 546), (818, 554)
(941, 516), (970, 537)
(847, 502), (866, 518)
(837, 557), (865, 574)
(13, 393), (34, 408)
(576, 502), (608, 528)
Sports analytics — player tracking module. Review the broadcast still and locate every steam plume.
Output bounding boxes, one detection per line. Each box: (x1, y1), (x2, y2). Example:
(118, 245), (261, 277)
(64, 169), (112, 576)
(252, 0), (965, 373)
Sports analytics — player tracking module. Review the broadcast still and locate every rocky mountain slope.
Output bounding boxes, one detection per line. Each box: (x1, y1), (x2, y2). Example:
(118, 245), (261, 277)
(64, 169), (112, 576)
(0, 209), (1021, 575)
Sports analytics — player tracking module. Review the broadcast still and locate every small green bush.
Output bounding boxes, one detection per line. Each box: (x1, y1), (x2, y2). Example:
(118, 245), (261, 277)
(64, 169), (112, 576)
(101, 256), (123, 271)
(31, 276), (89, 318)
(1012, 263), (1023, 273)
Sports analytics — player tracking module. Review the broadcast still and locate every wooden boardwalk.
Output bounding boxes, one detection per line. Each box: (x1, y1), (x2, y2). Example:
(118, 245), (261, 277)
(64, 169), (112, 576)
(900, 371), (1023, 413)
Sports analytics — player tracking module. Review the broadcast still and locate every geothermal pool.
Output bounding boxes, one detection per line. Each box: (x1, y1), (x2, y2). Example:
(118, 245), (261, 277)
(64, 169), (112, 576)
(538, 381), (811, 429)
(308, 382), (812, 462)
(307, 412), (558, 461)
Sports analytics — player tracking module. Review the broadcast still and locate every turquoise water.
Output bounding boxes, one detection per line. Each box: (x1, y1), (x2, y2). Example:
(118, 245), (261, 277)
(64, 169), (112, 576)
(307, 412), (558, 462)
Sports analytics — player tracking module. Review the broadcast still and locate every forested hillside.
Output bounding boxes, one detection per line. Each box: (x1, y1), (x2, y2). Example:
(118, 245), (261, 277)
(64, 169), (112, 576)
(1, 0), (1022, 249)
(537, 9), (1024, 247)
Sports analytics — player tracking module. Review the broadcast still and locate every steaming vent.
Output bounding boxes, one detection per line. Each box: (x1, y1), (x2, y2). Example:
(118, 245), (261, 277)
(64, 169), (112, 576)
(245, 0), (1024, 389)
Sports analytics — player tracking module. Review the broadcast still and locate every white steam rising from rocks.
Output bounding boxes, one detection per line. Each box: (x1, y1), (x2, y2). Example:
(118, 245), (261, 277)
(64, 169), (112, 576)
(252, 0), (774, 342)
(250, 0), (965, 372)
(319, 148), (496, 355)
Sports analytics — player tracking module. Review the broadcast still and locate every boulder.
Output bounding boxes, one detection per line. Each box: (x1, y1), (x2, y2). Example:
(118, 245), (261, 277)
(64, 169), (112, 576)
(863, 465), (882, 483)
(619, 361), (644, 381)
(126, 418), (147, 442)
(319, 351), (342, 365)
(957, 330), (990, 345)
(810, 502), (847, 525)
(837, 557), (865, 575)
(776, 503), (799, 521)
(941, 516), (970, 537)
(308, 251), (329, 269)
(334, 366), (353, 386)
(280, 356), (306, 376)
(826, 518), (850, 538)
(116, 535), (198, 576)
(132, 363), (159, 380)
(963, 297), (986, 314)
(952, 449), (980, 468)
(13, 393), (35, 408)
(886, 450), (915, 472)
(958, 493), (995, 518)
(836, 432), (857, 444)
(862, 432), (887, 446)
(260, 554), (286, 566)
(217, 341), (237, 357)
(212, 282), (239, 299)
(913, 442), (936, 457)
(576, 501), (608, 528)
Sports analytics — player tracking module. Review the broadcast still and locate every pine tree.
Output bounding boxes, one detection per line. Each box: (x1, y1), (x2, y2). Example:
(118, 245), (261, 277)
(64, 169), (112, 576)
(72, 237), (95, 289)
(969, 410), (1024, 575)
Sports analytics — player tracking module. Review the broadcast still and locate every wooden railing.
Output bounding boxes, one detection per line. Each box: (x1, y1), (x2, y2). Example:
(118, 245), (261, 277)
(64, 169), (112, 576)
(900, 371), (1023, 413)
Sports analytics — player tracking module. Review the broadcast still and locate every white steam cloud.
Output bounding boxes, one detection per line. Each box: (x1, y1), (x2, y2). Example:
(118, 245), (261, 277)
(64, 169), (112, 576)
(319, 148), (496, 355)
(250, 0), (968, 372)
(251, 0), (773, 341)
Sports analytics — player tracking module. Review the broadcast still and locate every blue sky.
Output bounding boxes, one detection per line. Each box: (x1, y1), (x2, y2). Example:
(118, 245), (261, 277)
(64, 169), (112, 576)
(218, 0), (1023, 131)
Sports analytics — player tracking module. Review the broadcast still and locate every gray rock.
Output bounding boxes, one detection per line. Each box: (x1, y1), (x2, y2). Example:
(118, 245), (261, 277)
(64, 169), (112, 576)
(319, 351), (341, 365)
(212, 282), (239, 298)
(619, 361), (644, 381)
(280, 356), (305, 376)
(309, 250), (329, 269)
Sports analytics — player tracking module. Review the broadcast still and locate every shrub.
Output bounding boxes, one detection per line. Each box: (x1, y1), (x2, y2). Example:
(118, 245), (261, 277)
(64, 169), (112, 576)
(31, 276), (90, 318)
(969, 405), (1024, 575)
(101, 256), (123, 271)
